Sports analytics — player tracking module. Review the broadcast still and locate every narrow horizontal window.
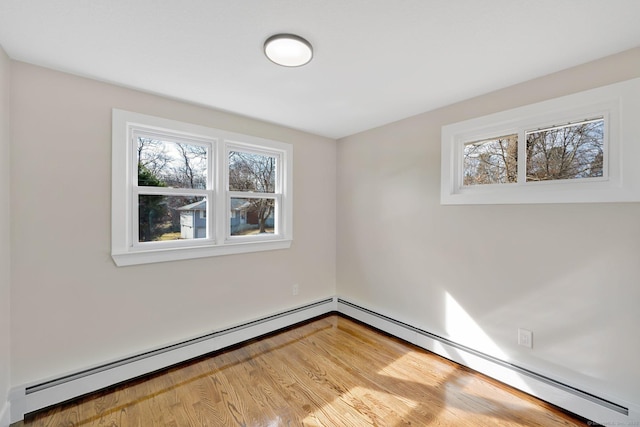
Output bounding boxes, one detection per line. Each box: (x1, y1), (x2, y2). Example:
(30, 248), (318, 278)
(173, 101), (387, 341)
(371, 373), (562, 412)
(440, 77), (640, 204)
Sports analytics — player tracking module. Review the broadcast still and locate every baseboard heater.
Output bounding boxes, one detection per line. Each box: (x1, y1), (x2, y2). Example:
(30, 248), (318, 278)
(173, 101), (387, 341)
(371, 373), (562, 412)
(26, 298), (334, 395)
(10, 297), (336, 423)
(10, 297), (636, 425)
(336, 298), (634, 426)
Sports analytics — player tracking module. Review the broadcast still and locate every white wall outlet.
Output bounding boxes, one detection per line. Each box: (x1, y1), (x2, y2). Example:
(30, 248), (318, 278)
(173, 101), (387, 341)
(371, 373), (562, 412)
(518, 328), (533, 348)
(292, 284), (299, 296)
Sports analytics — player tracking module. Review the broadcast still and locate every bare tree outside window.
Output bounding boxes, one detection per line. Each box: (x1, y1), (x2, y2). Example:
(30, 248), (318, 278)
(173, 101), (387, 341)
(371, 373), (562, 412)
(113, 110), (294, 265)
(137, 138), (207, 189)
(463, 134), (518, 185)
(526, 118), (604, 182)
(137, 137), (208, 241)
(229, 151), (276, 193)
(229, 151), (277, 235)
(168, 143), (207, 189)
(137, 138), (171, 181)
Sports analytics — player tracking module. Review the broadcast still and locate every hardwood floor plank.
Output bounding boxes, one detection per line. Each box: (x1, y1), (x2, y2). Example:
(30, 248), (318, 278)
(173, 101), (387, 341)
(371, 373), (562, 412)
(17, 315), (588, 426)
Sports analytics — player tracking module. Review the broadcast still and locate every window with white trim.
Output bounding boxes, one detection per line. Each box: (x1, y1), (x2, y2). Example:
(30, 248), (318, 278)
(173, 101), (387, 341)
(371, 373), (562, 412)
(227, 147), (280, 238)
(441, 77), (640, 205)
(112, 109), (293, 266)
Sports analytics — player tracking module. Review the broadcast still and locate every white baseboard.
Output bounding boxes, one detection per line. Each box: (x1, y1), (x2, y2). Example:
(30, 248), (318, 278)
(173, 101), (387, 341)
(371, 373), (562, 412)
(0, 401), (9, 427)
(8, 296), (639, 426)
(337, 298), (640, 427)
(9, 297), (337, 424)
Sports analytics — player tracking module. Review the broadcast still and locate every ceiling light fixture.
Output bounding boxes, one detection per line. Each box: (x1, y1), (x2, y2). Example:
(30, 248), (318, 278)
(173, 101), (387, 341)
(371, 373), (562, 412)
(264, 34), (313, 67)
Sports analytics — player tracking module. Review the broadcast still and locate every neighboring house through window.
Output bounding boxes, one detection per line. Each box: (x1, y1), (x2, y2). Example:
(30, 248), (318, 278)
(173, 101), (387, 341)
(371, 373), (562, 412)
(112, 109), (293, 266)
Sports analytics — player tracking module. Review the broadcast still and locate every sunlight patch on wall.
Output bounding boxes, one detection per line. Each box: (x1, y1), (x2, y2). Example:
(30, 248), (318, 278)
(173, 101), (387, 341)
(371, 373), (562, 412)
(445, 292), (506, 359)
(444, 292), (531, 393)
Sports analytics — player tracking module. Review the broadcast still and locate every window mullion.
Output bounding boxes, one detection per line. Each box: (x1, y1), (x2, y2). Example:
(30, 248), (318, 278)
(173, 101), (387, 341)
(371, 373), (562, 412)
(215, 140), (227, 245)
(517, 130), (526, 184)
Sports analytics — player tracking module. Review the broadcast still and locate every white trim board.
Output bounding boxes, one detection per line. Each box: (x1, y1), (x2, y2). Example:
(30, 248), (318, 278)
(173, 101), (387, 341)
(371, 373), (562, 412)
(8, 297), (638, 425)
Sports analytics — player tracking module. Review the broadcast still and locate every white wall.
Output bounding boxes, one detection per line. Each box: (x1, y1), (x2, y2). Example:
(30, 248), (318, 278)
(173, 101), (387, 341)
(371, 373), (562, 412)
(9, 62), (336, 386)
(7, 43), (640, 419)
(337, 48), (640, 407)
(0, 45), (11, 426)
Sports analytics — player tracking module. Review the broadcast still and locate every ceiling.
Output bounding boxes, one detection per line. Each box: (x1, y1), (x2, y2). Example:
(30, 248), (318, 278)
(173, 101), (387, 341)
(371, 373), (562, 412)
(0, 1), (639, 139)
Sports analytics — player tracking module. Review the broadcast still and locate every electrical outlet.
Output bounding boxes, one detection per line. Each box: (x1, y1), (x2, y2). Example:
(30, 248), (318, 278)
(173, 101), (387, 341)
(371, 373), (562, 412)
(292, 284), (299, 296)
(518, 328), (533, 348)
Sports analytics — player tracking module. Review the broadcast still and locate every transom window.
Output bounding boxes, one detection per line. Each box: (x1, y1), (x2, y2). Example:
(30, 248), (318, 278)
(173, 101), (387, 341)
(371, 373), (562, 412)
(461, 117), (605, 187)
(112, 110), (293, 266)
(441, 77), (640, 205)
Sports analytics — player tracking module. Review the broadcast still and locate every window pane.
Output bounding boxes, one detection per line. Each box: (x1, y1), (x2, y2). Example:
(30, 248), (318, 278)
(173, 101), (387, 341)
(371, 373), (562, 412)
(137, 137), (207, 189)
(138, 195), (206, 242)
(463, 134), (518, 185)
(228, 151), (277, 193)
(230, 197), (275, 236)
(526, 118), (604, 182)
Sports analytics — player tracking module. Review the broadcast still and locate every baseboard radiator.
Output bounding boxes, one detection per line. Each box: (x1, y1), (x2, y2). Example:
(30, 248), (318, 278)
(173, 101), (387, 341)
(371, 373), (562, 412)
(9, 297), (638, 426)
(9, 298), (336, 424)
(337, 299), (637, 426)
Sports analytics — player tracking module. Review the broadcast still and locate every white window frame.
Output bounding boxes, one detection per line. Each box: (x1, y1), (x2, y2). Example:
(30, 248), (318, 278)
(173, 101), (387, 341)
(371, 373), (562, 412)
(112, 109), (293, 266)
(132, 127), (214, 250)
(441, 77), (640, 205)
(225, 143), (283, 243)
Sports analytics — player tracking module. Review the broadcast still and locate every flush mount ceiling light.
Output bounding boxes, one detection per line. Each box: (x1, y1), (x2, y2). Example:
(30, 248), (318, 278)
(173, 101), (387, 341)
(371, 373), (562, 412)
(264, 34), (313, 67)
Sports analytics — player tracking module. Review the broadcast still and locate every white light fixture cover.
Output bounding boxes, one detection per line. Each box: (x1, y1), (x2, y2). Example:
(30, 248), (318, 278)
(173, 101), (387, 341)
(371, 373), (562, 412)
(264, 34), (313, 67)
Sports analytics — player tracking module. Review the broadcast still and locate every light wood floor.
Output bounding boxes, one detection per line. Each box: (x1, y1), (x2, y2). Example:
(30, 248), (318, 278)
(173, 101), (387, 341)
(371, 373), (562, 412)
(16, 315), (588, 426)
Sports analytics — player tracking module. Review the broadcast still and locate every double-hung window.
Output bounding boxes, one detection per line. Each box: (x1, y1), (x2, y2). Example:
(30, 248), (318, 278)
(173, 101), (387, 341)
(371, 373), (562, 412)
(226, 146), (281, 240)
(135, 129), (212, 245)
(112, 110), (293, 266)
(441, 77), (640, 205)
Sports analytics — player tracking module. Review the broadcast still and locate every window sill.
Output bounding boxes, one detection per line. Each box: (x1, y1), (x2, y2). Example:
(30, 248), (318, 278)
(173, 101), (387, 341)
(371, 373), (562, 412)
(112, 239), (292, 266)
